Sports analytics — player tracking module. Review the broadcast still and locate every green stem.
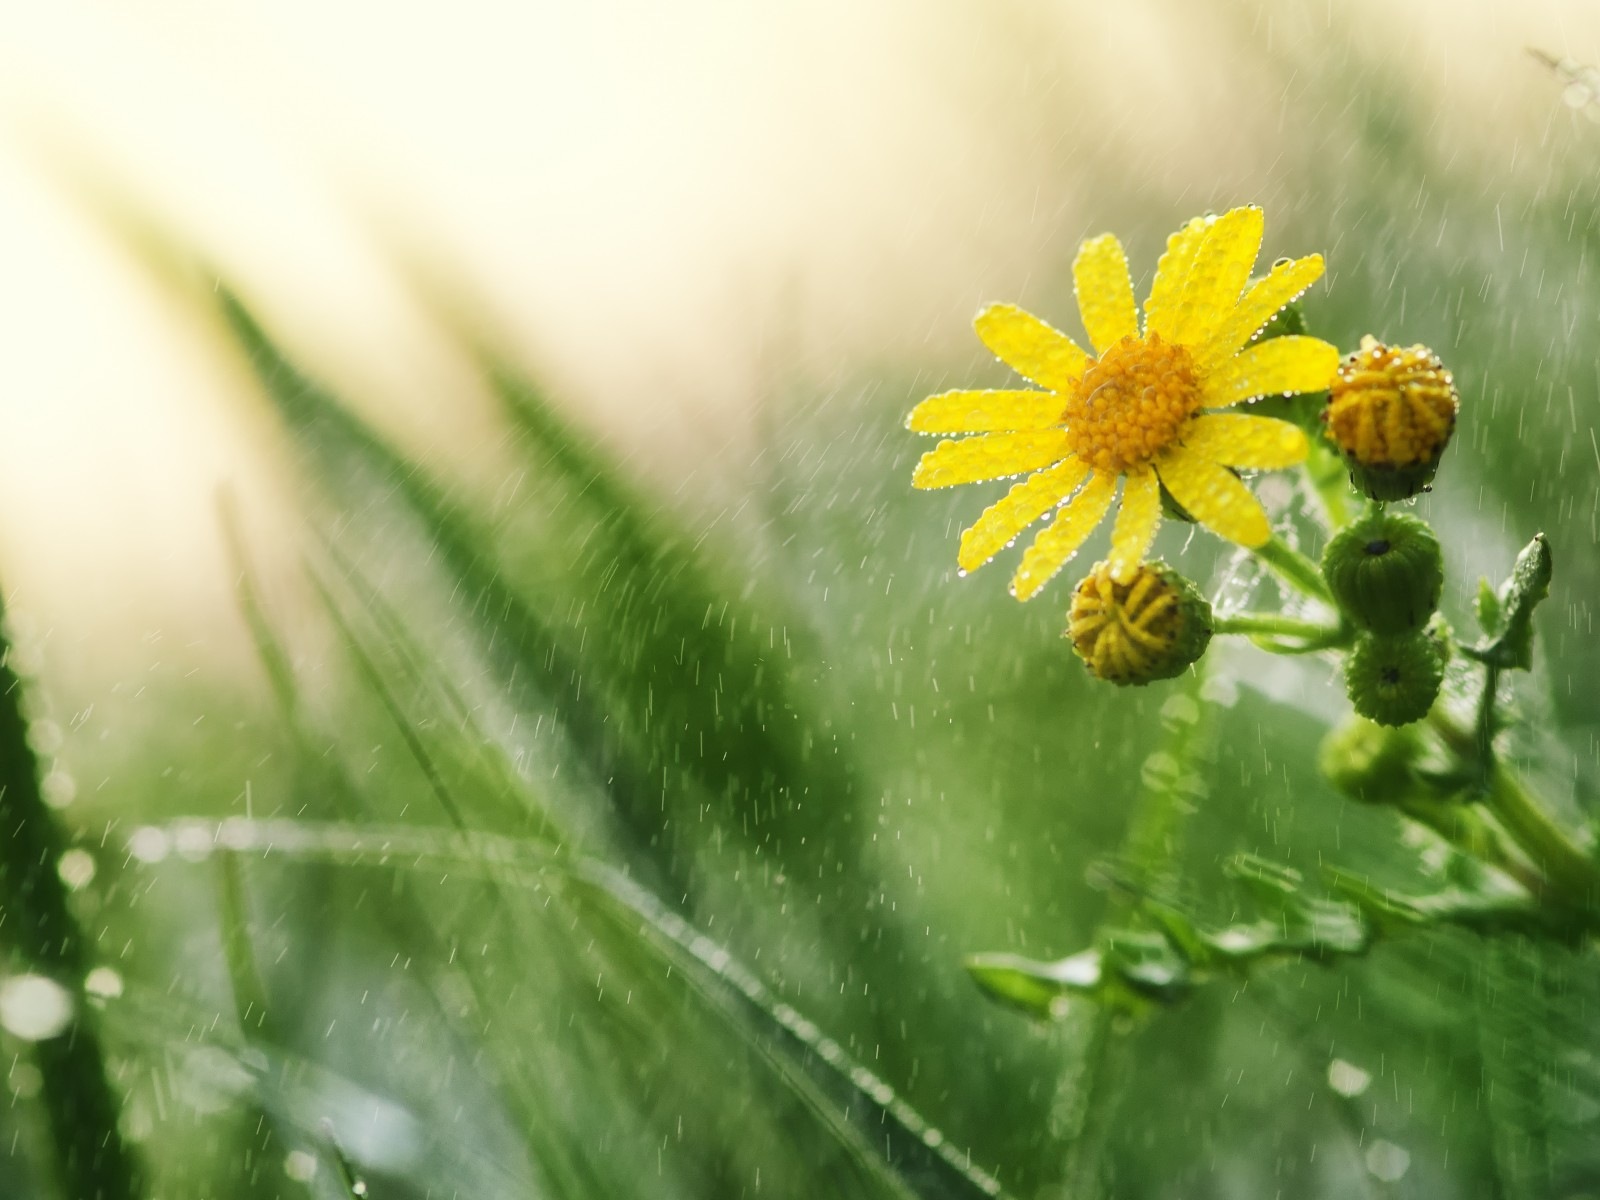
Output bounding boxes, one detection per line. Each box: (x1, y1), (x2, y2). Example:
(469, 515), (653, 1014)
(1053, 668), (1215, 1195)
(1060, 1009), (1127, 1200)
(1481, 762), (1600, 910)
(1429, 673), (1600, 913)
(1213, 611), (1348, 650)
(1301, 442), (1355, 532)
(1475, 663), (1502, 769)
(0, 601), (142, 1200)
(1252, 534), (1333, 603)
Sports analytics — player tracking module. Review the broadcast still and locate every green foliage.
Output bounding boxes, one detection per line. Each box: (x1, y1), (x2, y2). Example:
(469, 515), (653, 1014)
(195, 298), (1010, 1200)
(1469, 533), (1554, 671)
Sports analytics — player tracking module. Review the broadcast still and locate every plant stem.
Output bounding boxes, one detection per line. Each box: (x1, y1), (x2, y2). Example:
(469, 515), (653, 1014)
(1301, 443), (1355, 532)
(1060, 1008), (1126, 1200)
(0, 602), (142, 1200)
(1481, 761), (1600, 910)
(1213, 611), (1347, 650)
(1430, 700), (1600, 913)
(1252, 534), (1333, 603)
(1475, 662), (1501, 768)
(1054, 668), (1215, 1195)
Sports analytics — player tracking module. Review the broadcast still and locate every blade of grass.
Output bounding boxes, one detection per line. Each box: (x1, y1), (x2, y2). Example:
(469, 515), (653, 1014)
(145, 814), (1010, 1200)
(0, 597), (143, 1200)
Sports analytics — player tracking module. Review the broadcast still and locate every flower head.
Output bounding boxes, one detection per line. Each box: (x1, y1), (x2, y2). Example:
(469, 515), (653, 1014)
(908, 206), (1338, 599)
(1321, 509), (1443, 636)
(1067, 560), (1213, 685)
(1343, 629), (1446, 728)
(1323, 336), (1458, 501)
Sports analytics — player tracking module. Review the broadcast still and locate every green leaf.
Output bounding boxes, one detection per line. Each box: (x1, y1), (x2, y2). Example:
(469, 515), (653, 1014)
(161, 817), (1012, 1200)
(1471, 533), (1553, 671)
(1475, 575), (1503, 636)
(966, 934), (1192, 1018)
(964, 950), (1105, 1019)
(1325, 864), (1550, 938)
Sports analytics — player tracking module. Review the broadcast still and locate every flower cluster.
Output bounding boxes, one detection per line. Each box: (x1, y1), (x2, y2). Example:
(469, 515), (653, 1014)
(906, 206), (1466, 708)
(908, 207), (1336, 610)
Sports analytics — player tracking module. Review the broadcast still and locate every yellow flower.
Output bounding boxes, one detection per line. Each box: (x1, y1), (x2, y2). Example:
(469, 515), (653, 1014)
(907, 206), (1339, 600)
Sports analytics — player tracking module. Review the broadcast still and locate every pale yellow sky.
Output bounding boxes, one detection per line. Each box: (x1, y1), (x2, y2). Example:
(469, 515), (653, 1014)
(0, 0), (1595, 685)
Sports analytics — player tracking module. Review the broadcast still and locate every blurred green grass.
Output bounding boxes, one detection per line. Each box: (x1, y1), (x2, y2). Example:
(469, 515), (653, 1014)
(9, 28), (1600, 1200)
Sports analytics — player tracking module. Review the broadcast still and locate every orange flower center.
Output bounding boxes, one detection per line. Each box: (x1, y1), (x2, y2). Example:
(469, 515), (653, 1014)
(1063, 333), (1202, 474)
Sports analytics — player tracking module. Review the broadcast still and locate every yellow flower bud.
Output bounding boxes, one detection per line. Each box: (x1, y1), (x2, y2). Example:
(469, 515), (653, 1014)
(1323, 336), (1459, 501)
(1067, 561), (1213, 686)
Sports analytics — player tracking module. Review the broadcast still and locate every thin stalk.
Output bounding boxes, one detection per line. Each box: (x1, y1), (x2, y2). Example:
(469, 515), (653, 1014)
(1054, 668), (1216, 1196)
(0, 601), (142, 1200)
(1430, 703), (1600, 913)
(1481, 763), (1600, 910)
(1060, 1010), (1128, 1200)
(1301, 442), (1355, 532)
(1252, 534), (1333, 603)
(1475, 662), (1502, 768)
(1213, 611), (1348, 650)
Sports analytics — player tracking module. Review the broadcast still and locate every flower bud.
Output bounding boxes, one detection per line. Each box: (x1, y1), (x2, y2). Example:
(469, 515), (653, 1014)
(1318, 715), (1426, 806)
(1323, 336), (1458, 501)
(1320, 510), (1443, 635)
(1344, 630), (1446, 727)
(1067, 561), (1213, 686)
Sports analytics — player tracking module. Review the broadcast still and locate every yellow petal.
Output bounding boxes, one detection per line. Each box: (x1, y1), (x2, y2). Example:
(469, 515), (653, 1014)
(1202, 253), (1325, 367)
(1073, 234), (1138, 355)
(1155, 448), (1271, 547)
(957, 457), (1091, 571)
(1206, 336), (1339, 408)
(1106, 469), (1162, 583)
(906, 389), (1065, 434)
(1161, 206), (1264, 348)
(911, 431), (1072, 489)
(1141, 214), (1210, 339)
(1181, 413), (1308, 469)
(974, 304), (1090, 392)
(1011, 470), (1117, 600)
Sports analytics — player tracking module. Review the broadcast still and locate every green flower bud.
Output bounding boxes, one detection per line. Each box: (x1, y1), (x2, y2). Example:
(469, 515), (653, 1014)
(1323, 337), (1459, 501)
(1067, 561), (1213, 686)
(1321, 510), (1444, 635)
(1344, 630), (1446, 727)
(1318, 715), (1427, 806)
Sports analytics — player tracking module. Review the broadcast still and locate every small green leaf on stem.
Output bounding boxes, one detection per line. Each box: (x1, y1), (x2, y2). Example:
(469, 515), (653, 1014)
(1471, 533), (1552, 670)
(1474, 575), (1503, 636)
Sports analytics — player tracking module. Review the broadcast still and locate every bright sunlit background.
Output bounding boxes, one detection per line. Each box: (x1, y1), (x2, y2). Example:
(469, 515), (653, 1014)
(5, 3), (1600, 1198)
(2, 0), (1597, 680)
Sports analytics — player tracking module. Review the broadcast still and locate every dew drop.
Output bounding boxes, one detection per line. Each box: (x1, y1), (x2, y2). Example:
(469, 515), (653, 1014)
(127, 826), (171, 864)
(1327, 1058), (1372, 1097)
(0, 974), (74, 1041)
(283, 1150), (318, 1183)
(27, 719), (62, 756)
(41, 771), (76, 810)
(85, 967), (124, 1001)
(174, 823), (214, 862)
(57, 848), (96, 889)
(1364, 1140), (1410, 1183)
